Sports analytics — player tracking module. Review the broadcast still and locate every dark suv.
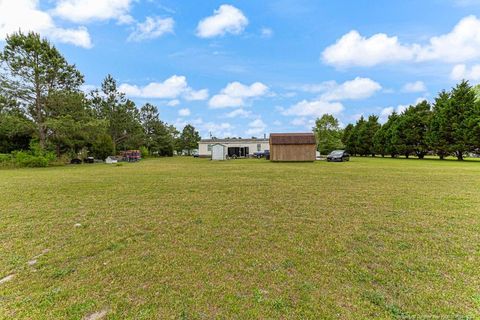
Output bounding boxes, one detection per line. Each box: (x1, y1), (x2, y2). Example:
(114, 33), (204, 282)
(326, 150), (350, 162)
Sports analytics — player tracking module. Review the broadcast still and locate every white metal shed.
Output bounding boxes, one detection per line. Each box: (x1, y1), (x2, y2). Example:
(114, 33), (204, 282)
(105, 156), (118, 164)
(211, 144), (227, 161)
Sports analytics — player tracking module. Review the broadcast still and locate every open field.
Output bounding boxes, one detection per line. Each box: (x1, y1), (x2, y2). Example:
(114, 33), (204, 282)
(1, 157), (479, 319)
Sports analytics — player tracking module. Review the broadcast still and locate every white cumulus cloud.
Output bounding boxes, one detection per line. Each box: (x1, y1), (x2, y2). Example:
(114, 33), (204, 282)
(209, 81), (269, 108)
(320, 77), (382, 101)
(282, 100), (344, 118)
(201, 120), (235, 138)
(119, 75), (209, 100)
(209, 95), (244, 108)
(183, 88), (209, 101)
(173, 118), (235, 138)
(127, 17), (174, 42)
(52, 0), (134, 24)
(322, 30), (416, 67)
(290, 117), (316, 129)
(451, 64), (480, 81)
(295, 77), (382, 101)
(402, 81), (427, 93)
(379, 97), (429, 122)
(196, 4), (248, 38)
(167, 99), (180, 106)
(282, 77), (381, 118)
(178, 108), (191, 117)
(261, 27), (273, 38)
(416, 15), (480, 63)
(0, 0), (92, 48)
(246, 118), (267, 136)
(225, 109), (252, 118)
(322, 15), (480, 67)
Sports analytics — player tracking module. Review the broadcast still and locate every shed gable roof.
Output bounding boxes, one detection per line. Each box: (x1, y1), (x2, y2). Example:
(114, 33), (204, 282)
(269, 133), (316, 145)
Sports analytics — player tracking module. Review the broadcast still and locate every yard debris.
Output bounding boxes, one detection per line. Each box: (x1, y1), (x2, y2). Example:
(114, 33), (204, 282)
(0, 274), (15, 285)
(27, 259), (37, 266)
(74, 223), (82, 228)
(83, 309), (108, 320)
(33, 248), (50, 259)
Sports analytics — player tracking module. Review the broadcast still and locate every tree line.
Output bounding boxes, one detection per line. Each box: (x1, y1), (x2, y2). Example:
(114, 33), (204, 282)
(314, 81), (480, 160)
(0, 32), (200, 165)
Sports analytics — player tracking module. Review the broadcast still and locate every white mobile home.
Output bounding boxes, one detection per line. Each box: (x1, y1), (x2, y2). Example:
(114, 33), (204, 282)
(198, 137), (270, 158)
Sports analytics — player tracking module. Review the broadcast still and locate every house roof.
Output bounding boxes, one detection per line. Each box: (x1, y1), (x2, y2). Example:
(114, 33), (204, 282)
(269, 133), (316, 145)
(200, 138), (269, 144)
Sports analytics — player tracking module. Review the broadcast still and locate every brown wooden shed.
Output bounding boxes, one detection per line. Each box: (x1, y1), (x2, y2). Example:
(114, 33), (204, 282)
(269, 133), (317, 162)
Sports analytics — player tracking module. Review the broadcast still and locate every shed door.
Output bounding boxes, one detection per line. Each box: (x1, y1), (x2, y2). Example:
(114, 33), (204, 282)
(212, 146), (225, 160)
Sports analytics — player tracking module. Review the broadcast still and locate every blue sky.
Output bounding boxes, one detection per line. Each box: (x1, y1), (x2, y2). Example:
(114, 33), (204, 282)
(1, 1), (480, 137)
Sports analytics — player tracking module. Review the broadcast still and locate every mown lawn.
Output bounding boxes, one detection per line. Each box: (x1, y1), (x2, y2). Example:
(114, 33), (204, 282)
(1, 157), (479, 319)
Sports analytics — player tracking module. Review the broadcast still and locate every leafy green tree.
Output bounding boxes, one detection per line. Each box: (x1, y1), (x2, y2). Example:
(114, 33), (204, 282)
(0, 31), (83, 149)
(364, 115), (381, 156)
(390, 110), (413, 158)
(0, 99), (34, 153)
(152, 121), (175, 156)
(91, 75), (144, 153)
(140, 104), (159, 134)
(139, 103), (179, 156)
(427, 91), (450, 159)
(314, 114), (343, 155)
(473, 84), (480, 101)
(397, 101), (432, 159)
(45, 91), (107, 157)
(373, 124), (387, 157)
(120, 100), (144, 151)
(90, 134), (114, 160)
(374, 113), (400, 158)
(178, 124), (201, 155)
(354, 116), (369, 156)
(342, 123), (356, 155)
(410, 100), (431, 159)
(384, 112), (400, 157)
(169, 125), (182, 154)
(470, 103), (480, 154)
(428, 81), (477, 160)
(139, 103), (176, 156)
(448, 80), (477, 160)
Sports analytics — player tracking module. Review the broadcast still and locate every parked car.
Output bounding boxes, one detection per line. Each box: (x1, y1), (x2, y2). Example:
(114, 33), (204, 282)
(83, 157), (94, 164)
(192, 152), (199, 158)
(253, 150), (270, 158)
(326, 150), (350, 162)
(70, 158), (82, 164)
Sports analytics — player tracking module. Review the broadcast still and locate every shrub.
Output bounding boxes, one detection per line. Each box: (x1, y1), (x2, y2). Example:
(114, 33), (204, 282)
(0, 154), (13, 167)
(0, 154), (11, 162)
(91, 134), (114, 160)
(13, 151), (49, 167)
(1, 142), (57, 168)
(139, 146), (149, 159)
(8, 142), (57, 168)
(49, 153), (70, 166)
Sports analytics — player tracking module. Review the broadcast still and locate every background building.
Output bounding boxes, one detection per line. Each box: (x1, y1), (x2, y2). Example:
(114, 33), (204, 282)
(198, 137), (270, 158)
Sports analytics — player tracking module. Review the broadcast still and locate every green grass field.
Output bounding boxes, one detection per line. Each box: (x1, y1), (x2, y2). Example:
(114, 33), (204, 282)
(1, 157), (479, 319)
